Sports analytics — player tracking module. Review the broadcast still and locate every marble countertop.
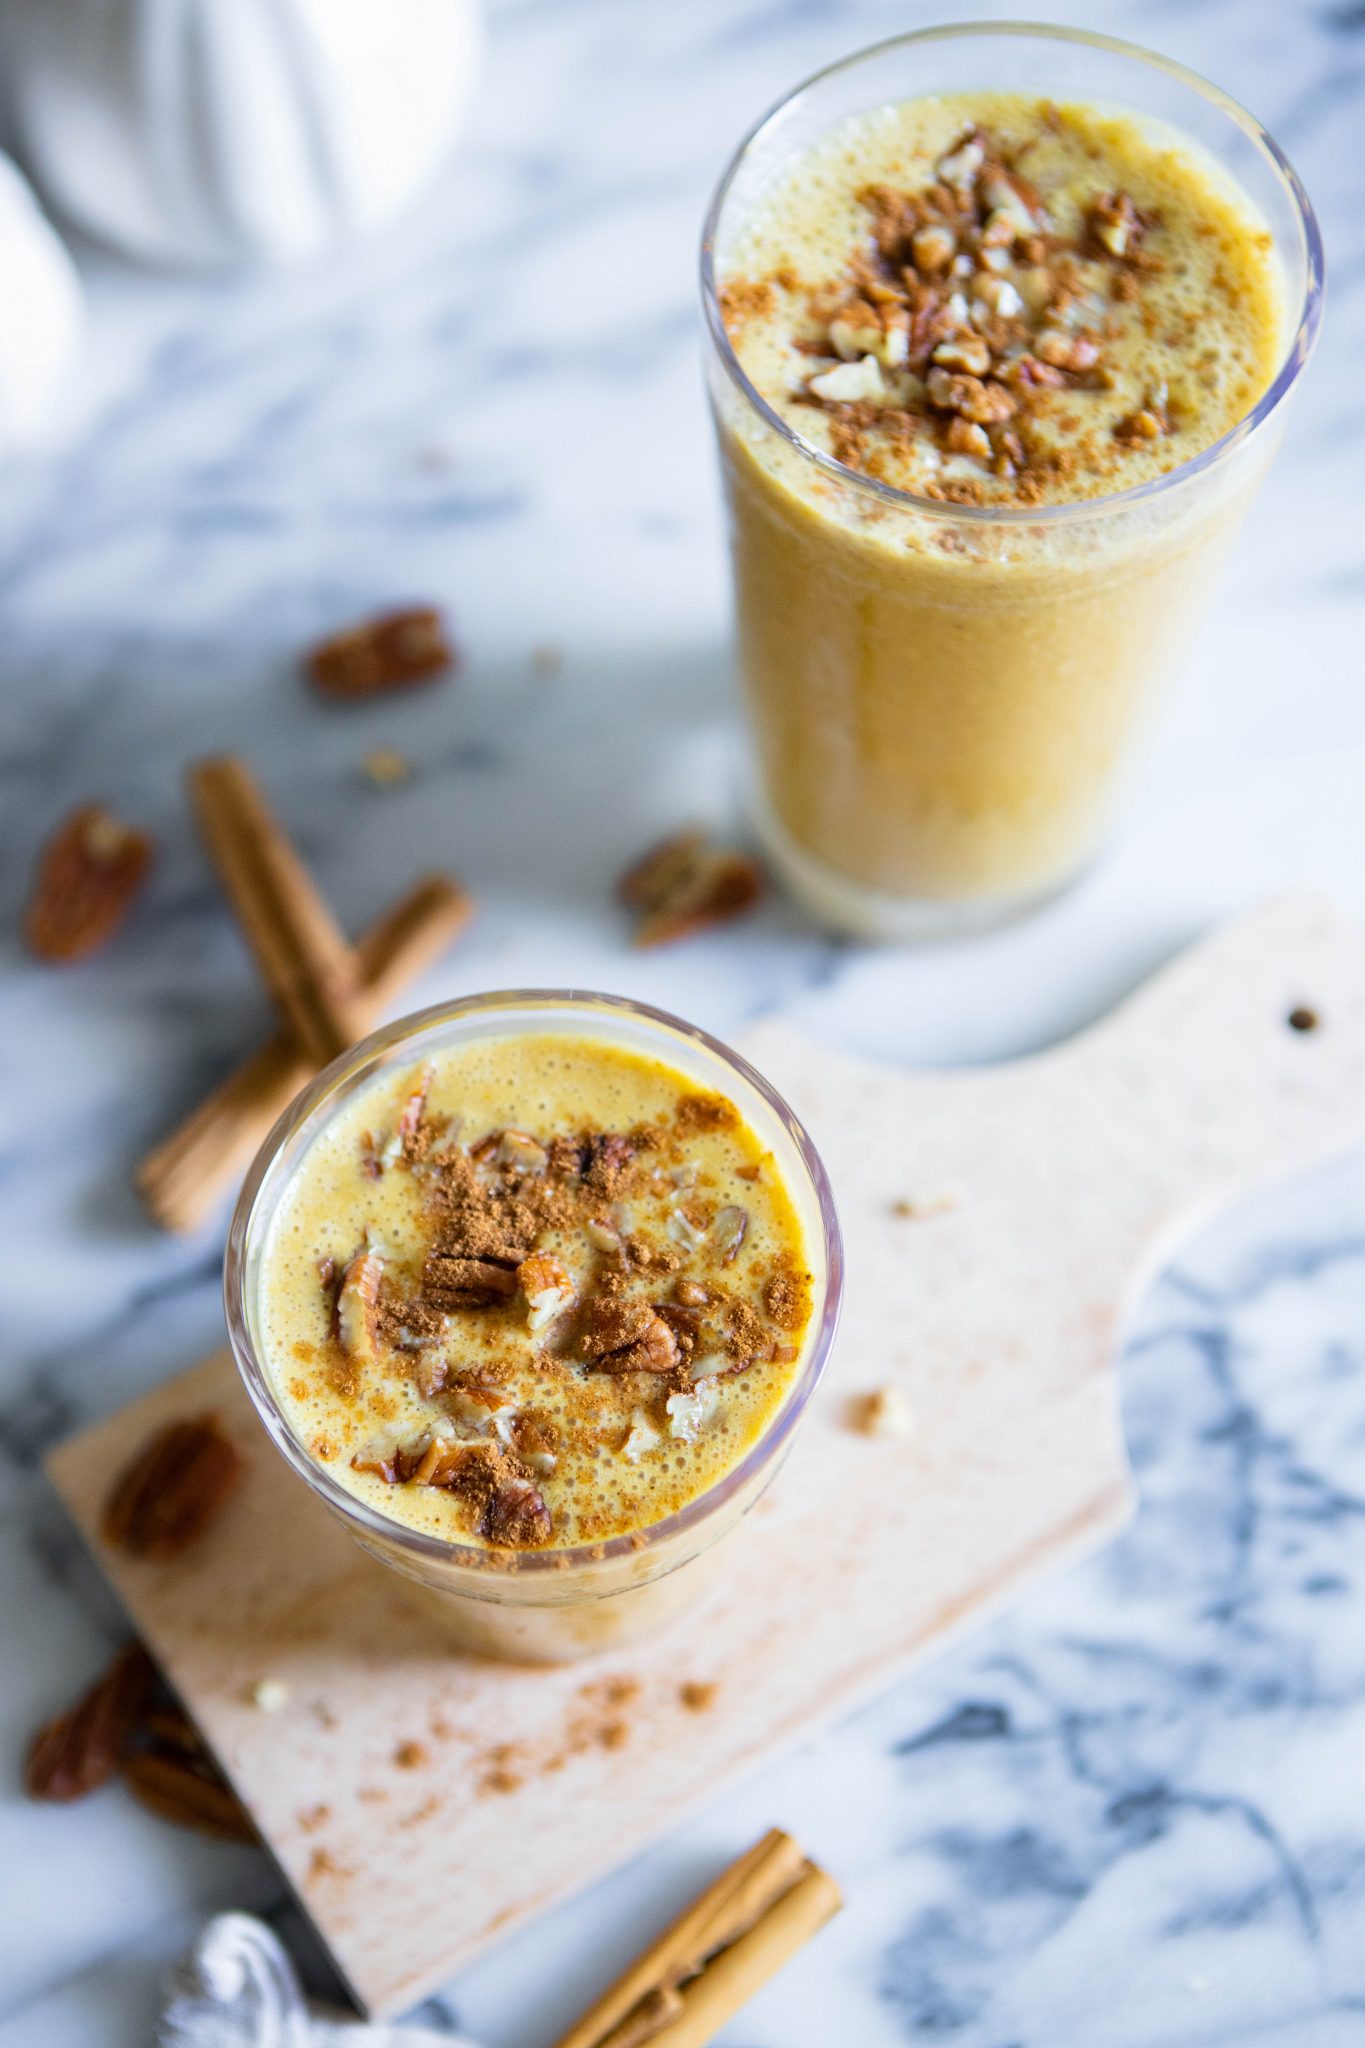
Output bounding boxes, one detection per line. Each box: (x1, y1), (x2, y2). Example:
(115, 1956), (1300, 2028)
(3, 0), (1364, 2041)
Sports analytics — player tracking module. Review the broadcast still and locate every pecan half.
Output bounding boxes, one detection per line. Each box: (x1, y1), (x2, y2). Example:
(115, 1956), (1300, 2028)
(579, 1296), (680, 1374)
(102, 1414), (242, 1561)
(618, 828), (763, 949)
(483, 1471), (553, 1548)
(305, 606), (454, 701)
(123, 1749), (257, 1842)
(25, 1644), (155, 1802)
(24, 805), (154, 963)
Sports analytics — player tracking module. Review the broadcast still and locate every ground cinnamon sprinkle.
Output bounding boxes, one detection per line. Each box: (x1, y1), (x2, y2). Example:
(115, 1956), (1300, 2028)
(680, 1681), (719, 1713)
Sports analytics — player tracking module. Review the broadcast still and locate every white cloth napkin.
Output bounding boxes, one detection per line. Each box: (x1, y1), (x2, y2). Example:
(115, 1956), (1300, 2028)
(159, 1914), (483, 2048)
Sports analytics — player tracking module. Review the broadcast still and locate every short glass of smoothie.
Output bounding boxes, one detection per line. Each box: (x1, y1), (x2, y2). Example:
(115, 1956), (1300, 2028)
(225, 992), (841, 1664)
(702, 24), (1323, 936)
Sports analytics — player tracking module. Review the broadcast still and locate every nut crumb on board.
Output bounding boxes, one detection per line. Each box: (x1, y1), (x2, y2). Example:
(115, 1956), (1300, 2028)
(680, 1680), (719, 1713)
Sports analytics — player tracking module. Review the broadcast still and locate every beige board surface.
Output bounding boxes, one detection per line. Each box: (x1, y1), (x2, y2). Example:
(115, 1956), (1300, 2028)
(47, 895), (1365, 2017)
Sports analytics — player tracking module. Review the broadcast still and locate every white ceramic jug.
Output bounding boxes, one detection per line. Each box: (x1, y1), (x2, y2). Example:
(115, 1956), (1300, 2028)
(0, 153), (83, 452)
(3, 0), (483, 269)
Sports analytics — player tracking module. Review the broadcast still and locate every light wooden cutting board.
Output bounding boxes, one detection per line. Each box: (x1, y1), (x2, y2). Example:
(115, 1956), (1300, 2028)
(47, 895), (1365, 2017)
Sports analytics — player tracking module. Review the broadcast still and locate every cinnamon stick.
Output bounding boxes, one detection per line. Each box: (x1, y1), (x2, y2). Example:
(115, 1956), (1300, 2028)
(637, 1863), (842, 2048)
(553, 1830), (839, 2048)
(189, 756), (367, 1066)
(136, 875), (471, 1233)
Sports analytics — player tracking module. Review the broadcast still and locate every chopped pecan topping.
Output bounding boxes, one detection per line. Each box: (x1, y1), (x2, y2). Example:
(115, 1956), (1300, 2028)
(425, 1253), (521, 1306)
(618, 827), (763, 948)
(506, 1409), (559, 1477)
(1089, 190), (1144, 261)
(783, 121), (1180, 491)
(102, 1415), (242, 1560)
(582, 1132), (636, 1198)
(925, 368), (1016, 425)
(396, 1068), (433, 1158)
(25, 1644), (155, 1802)
(335, 1247), (384, 1361)
(497, 1128), (549, 1174)
(518, 1253), (576, 1334)
(24, 805), (155, 963)
(579, 1296), (680, 1374)
(483, 1470), (553, 1547)
(711, 1206), (750, 1264)
(305, 606), (454, 701)
(355, 1433), (552, 1548)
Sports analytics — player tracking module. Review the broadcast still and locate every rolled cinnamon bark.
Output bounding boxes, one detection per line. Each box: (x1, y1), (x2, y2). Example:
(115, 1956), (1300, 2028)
(136, 875), (471, 1233)
(553, 1830), (839, 2048)
(189, 756), (368, 1065)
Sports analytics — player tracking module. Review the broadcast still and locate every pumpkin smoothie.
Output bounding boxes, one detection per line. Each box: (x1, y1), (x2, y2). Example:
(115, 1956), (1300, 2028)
(705, 42), (1316, 932)
(230, 996), (838, 1658)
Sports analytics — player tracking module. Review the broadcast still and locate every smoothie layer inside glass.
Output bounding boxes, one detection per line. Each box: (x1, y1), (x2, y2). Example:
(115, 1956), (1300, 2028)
(256, 1033), (816, 1552)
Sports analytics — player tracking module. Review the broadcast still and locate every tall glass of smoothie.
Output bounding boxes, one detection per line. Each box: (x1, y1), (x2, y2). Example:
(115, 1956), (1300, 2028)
(225, 992), (841, 1664)
(702, 25), (1323, 936)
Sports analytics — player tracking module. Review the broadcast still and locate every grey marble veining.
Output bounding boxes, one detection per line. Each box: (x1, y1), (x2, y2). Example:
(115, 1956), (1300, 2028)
(2, 0), (1364, 2041)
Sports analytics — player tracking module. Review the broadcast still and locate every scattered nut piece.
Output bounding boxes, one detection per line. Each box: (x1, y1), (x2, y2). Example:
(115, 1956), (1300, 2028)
(852, 1386), (915, 1439)
(25, 1644), (155, 1802)
(679, 1680), (719, 1713)
(362, 745), (412, 787)
(305, 606), (454, 702)
(102, 1415), (242, 1561)
(24, 805), (155, 963)
(618, 828), (763, 949)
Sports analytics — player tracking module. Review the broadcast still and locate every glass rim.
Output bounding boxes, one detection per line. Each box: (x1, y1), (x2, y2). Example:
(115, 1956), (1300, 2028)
(699, 18), (1326, 528)
(224, 988), (844, 1579)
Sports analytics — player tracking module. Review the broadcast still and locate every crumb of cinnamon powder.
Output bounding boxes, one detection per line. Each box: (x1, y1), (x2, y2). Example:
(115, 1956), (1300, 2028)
(680, 1681), (719, 1713)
